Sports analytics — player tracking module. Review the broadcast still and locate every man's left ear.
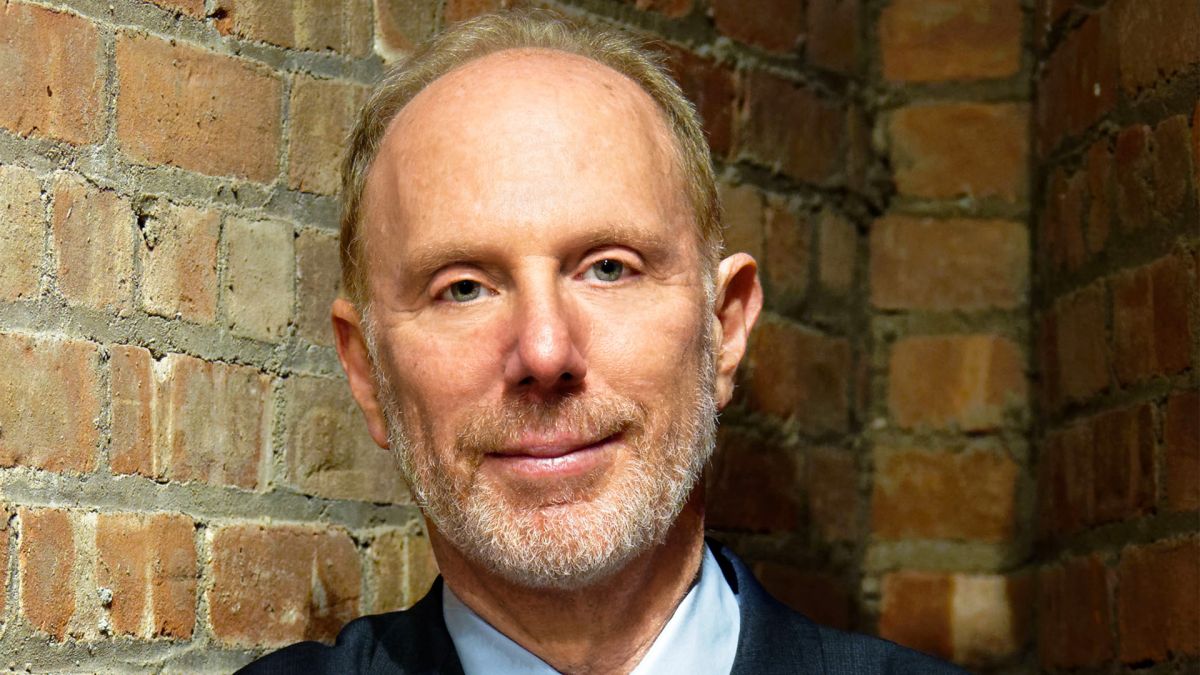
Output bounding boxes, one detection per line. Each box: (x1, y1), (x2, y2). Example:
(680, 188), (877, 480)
(711, 252), (763, 409)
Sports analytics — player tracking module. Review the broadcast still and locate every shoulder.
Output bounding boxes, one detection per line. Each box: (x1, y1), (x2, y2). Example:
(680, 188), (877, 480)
(811, 624), (971, 675)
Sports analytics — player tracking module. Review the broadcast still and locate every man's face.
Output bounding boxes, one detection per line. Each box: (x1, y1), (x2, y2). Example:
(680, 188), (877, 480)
(356, 49), (718, 588)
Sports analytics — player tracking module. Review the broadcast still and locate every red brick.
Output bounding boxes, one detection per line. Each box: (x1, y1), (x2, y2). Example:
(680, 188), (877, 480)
(764, 198), (810, 305)
(1037, 556), (1113, 669)
(214, 0), (372, 57)
(0, 3), (104, 145)
(872, 446), (1017, 542)
(96, 512), (197, 639)
(951, 574), (1032, 666)
(226, 216), (295, 341)
(1112, 0), (1200, 94)
(807, 0), (859, 74)
(1036, 13), (1118, 155)
(368, 530), (439, 613)
(1090, 404), (1154, 524)
(707, 427), (803, 532)
(283, 374), (409, 503)
(208, 524), (361, 647)
(296, 228), (339, 345)
(889, 102), (1028, 203)
(817, 209), (856, 292)
(870, 215), (1028, 310)
(1115, 124), (1154, 233)
(744, 317), (851, 434)
(753, 563), (850, 629)
(110, 352), (270, 490)
(1053, 283), (1109, 404)
(288, 76), (368, 195)
(712, 0), (803, 53)
(880, 571), (954, 660)
(623, 0), (692, 19)
(0, 333), (99, 473)
(1164, 390), (1200, 511)
(1194, 102), (1200, 192)
(662, 46), (735, 158)
(51, 174), (135, 312)
(1118, 538), (1200, 662)
(138, 201), (219, 323)
(116, 33), (282, 182)
(888, 334), (1026, 432)
(1112, 253), (1194, 384)
(880, 0), (1021, 83)
(19, 508), (75, 639)
(1042, 168), (1086, 272)
(0, 164), (44, 301)
(375, 0), (439, 60)
(737, 71), (844, 184)
(1036, 312), (1062, 412)
(718, 181), (765, 263)
(1085, 139), (1113, 255)
(1037, 423), (1094, 537)
(1153, 115), (1195, 220)
(806, 447), (859, 542)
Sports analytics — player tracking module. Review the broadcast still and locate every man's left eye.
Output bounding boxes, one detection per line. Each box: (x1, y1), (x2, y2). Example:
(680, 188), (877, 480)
(585, 259), (625, 282)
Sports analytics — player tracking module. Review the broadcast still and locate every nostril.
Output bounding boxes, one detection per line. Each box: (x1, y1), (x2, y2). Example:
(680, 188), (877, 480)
(560, 372), (573, 381)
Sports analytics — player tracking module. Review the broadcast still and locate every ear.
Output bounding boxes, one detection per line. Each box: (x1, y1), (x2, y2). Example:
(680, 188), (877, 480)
(711, 253), (763, 410)
(331, 297), (391, 449)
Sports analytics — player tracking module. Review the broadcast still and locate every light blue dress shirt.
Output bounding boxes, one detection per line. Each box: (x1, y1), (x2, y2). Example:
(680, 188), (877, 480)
(443, 544), (741, 674)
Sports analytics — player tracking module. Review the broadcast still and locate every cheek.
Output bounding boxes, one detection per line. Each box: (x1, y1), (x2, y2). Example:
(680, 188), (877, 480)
(585, 297), (706, 404)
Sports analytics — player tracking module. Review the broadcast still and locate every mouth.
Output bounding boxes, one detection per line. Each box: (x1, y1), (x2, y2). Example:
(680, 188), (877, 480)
(482, 432), (623, 481)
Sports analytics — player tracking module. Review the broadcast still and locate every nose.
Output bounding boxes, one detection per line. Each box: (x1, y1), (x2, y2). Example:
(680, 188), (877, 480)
(503, 278), (588, 397)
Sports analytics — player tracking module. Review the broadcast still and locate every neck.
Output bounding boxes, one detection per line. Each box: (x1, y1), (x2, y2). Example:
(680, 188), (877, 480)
(429, 492), (707, 675)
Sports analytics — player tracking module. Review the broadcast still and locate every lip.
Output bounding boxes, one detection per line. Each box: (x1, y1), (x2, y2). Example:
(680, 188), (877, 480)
(482, 432), (621, 480)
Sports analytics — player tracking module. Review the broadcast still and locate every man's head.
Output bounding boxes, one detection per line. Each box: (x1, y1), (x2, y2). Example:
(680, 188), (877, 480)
(332, 10), (762, 590)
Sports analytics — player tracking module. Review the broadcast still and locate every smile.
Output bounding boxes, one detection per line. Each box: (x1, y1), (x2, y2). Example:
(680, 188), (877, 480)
(482, 432), (623, 480)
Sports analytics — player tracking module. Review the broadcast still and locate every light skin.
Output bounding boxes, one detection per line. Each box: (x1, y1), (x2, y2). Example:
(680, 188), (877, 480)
(332, 49), (762, 674)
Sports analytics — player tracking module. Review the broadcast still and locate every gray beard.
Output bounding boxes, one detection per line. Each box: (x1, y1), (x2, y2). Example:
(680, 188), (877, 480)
(367, 315), (718, 590)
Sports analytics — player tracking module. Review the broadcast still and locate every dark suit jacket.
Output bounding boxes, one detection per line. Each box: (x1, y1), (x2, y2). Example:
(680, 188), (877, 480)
(240, 542), (968, 674)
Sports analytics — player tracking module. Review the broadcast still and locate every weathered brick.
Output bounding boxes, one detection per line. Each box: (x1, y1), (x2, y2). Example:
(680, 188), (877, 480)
(1036, 311), (1062, 412)
(0, 333), (99, 473)
(806, 447), (859, 542)
(226, 216), (295, 341)
(138, 201), (219, 323)
(873, 446), (1017, 542)
(888, 334), (1026, 432)
(870, 216), (1028, 310)
(1164, 390), (1200, 511)
(19, 508), (75, 639)
(375, 0), (439, 60)
(1090, 404), (1154, 524)
(807, 0), (858, 74)
(1153, 115), (1195, 220)
(1037, 422), (1094, 537)
(889, 102), (1028, 203)
(1118, 538), (1200, 662)
(283, 375), (409, 504)
(753, 563), (850, 629)
(737, 71), (844, 184)
(1114, 124), (1153, 233)
(707, 427), (802, 532)
(880, 571), (954, 660)
(712, 0), (802, 53)
(1038, 556), (1113, 669)
(718, 181), (765, 263)
(0, 165), (44, 301)
(296, 228), (340, 345)
(1084, 139), (1113, 255)
(952, 574), (1031, 667)
(817, 209), (855, 293)
(1056, 170), (1087, 271)
(368, 529), (438, 613)
(1194, 102), (1200, 192)
(880, 0), (1021, 83)
(744, 317), (851, 434)
(116, 33), (282, 182)
(1112, 253), (1194, 384)
(110, 351), (270, 490)
(763, 198), (810, 305)
(288, 76), (368, 194)
(214, 0), (372, 57)
(1112, 0), (1200, 94)
(1053, 282), (1109, 404)
(208, 524), (361, 647)
(1036, 13), (1118, 155)
(0, 3), (104, 145)
(96, 512), (197, 639)
(623, 0), (693, 18)
(662, 46), (736, 157)
(50, 174), (135, 312)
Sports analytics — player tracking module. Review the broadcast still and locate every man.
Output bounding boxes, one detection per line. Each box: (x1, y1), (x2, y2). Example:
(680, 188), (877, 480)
(244, 10), (964, 674)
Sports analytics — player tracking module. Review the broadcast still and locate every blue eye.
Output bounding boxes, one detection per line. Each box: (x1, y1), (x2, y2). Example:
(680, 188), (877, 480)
(590, 259), (624, 282)
(446, 280), (482, 302)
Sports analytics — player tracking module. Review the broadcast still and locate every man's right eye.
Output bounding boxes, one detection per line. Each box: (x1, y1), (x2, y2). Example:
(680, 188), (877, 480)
(442, 279), (484, 303)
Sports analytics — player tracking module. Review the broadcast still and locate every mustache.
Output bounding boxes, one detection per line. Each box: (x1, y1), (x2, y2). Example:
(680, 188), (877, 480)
(454, 393), (647, 457)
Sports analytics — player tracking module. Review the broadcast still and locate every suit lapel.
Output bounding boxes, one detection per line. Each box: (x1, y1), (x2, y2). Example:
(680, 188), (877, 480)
(372, 578), (466, 675)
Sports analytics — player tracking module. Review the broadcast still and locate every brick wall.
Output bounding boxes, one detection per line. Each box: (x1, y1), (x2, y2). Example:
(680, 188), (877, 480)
(0, 0), (1195, 671)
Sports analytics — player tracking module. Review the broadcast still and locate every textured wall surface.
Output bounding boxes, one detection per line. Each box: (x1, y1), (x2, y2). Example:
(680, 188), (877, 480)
(0, 0), (1195, 672)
